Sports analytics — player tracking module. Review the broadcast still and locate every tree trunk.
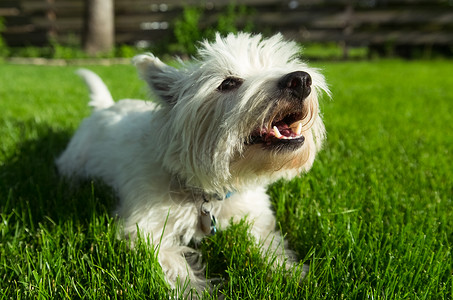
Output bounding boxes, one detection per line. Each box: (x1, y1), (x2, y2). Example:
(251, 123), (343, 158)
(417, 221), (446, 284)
(82, 0), (114, 55)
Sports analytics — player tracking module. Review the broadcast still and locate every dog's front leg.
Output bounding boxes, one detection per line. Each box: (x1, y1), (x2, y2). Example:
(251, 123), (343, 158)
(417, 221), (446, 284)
(246, 206), (298, 270)
(156, 244), (208, 295)
(217, 188), (298, 269)
(119, 198), (210, 296)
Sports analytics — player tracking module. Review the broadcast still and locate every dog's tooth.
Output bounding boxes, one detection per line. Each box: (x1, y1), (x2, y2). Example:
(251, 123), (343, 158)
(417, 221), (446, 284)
(296, 122), (303, 136)
(273, 126), (282, 138)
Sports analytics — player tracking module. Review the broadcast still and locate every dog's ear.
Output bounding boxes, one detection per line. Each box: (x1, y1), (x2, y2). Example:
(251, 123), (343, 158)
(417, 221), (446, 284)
(133, 54), (179, 105)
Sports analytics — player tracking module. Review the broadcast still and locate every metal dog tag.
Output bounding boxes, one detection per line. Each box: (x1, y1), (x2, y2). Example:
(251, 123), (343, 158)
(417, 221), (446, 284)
(200, 209), (217, 235)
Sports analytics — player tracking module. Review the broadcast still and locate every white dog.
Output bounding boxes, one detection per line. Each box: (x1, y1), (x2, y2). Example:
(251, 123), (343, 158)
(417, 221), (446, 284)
(57, 32), (329, 295)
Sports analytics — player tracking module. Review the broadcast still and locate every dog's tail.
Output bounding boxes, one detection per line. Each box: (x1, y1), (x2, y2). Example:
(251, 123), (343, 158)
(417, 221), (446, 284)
(76, 69), (115, 110)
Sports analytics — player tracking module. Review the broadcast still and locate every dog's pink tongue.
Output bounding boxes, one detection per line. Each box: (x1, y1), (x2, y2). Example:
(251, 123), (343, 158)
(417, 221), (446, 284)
(274, 121), (292, 137)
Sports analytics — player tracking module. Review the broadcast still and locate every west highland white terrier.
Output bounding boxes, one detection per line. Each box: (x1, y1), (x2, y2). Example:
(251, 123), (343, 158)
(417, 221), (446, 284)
(57, 32), (329, 295)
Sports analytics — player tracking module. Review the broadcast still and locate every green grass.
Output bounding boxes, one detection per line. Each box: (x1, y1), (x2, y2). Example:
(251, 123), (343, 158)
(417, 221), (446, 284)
(1, 60), (452, 299)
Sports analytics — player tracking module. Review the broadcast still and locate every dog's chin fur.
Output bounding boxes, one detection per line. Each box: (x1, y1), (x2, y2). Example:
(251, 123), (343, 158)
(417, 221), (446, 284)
(56, 32), (329, 295)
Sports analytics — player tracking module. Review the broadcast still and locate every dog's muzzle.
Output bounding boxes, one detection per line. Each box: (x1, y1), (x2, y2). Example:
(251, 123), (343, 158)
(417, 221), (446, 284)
(247, 71), (313, 151)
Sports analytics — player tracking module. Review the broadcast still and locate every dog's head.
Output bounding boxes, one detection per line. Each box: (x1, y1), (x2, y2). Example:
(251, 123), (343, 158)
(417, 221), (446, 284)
(133, 33), (329, 195)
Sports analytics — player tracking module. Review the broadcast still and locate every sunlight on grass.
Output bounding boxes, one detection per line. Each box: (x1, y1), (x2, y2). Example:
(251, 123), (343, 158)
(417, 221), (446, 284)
(1, 60), (452, 299)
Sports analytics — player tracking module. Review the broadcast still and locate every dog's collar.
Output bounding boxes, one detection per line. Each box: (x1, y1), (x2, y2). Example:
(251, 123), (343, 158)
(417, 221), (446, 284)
(210, 191), (234, 201)
(199, 191), (234, 235)
(171, 175), (233, 201)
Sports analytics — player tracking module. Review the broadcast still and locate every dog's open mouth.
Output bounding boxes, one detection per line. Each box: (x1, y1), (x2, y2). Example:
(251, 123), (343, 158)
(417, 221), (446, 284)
(248, 111), (306, 148)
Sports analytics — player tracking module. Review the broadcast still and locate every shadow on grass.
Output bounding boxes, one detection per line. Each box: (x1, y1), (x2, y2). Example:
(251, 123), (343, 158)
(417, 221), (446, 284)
(0, 120), (116, 228)
(0, 120), (172, 298)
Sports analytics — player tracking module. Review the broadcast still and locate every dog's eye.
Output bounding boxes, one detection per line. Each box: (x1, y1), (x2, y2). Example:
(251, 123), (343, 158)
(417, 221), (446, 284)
(218, 77), (243, 92)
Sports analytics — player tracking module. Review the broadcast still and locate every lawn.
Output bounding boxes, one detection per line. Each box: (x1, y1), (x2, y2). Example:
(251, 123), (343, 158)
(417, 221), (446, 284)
(0, 60), (452, 299)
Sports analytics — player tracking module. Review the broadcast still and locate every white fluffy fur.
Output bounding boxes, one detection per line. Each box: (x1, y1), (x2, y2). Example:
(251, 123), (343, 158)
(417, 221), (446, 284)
(56, 32), (329, 295)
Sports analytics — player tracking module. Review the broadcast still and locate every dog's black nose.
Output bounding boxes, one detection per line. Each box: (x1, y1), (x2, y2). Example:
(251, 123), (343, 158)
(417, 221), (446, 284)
(278, 71), (312, 100)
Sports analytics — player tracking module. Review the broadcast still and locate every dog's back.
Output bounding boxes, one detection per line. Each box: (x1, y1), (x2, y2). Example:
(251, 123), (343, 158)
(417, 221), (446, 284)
(57, 70), (159, 183)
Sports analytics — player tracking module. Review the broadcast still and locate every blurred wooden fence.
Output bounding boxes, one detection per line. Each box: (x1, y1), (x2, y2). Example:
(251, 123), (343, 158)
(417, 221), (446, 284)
(1, 0), (453, 56)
